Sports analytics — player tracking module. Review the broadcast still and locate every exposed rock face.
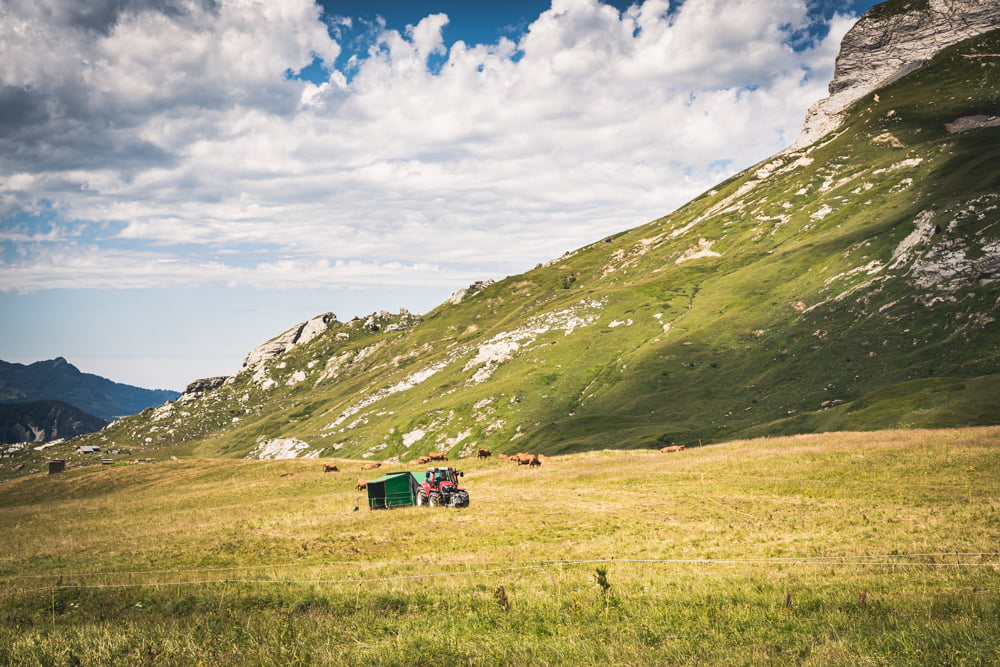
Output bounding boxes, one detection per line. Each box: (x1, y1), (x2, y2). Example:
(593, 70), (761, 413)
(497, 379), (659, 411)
(792, 0), (1000, 149)
(242, 313), (337, 369)
(446, 280), (496, 305)
(182, 376), (228, 396)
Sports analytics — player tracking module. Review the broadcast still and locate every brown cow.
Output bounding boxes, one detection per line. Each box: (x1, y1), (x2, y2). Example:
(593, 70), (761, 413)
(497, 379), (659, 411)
(427, 452), (448, 461)
(497, 453), (510, 461)
(512, 453), (541, 467)
(477, 448), (492, 460)
(323, 464), (339, 473)
(361, 462), (381, 470)
(356, 479), (368, 492)
(415, 456), (431, 464)
(659, 445), (686, 453)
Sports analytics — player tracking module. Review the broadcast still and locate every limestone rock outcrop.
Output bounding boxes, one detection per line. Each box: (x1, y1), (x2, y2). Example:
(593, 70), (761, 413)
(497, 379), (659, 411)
(792, 0), (1000, 149)
(242, 313), (337, 369)
(446, 280), (496, 305)
(182, 376), (228, 396)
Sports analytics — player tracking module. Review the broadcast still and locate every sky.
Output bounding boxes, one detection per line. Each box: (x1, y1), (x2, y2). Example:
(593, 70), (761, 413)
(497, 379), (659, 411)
(0, 0), (881, 391)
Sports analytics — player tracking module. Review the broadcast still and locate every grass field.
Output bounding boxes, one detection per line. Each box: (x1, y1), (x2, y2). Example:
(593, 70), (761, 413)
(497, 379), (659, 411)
(2, 427), (998, 665)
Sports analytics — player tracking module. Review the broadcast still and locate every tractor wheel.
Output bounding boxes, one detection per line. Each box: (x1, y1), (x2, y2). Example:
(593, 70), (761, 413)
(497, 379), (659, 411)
(454, 491), (470, 508)
(429, 492), (442, 507)
(416, 490), (428, 506)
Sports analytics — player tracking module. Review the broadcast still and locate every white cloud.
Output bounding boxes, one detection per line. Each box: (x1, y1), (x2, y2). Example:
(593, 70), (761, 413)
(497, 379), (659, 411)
(1, 0), (854, 294)
(0, 243), (475, 293)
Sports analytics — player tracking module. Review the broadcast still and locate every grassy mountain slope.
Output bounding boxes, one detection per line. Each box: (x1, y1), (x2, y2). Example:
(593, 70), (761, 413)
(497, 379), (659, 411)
(41, 28), (1000, 470)
(2, 427), (998, 664)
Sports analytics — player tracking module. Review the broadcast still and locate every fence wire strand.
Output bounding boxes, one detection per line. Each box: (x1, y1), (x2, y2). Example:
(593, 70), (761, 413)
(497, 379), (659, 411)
(2, 554), (998, 598)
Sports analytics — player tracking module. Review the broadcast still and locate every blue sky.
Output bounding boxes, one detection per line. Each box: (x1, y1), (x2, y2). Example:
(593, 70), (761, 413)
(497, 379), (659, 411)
(0, 0), (880, 391)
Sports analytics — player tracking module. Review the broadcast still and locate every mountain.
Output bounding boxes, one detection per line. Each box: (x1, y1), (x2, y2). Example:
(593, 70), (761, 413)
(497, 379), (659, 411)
(0, 400), (107, 445)
(70, 0), (1000, 463)
(0, 357), (181, 422)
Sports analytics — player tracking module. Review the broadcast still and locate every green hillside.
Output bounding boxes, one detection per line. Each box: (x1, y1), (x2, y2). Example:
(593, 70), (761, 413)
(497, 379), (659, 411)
(7, 28), (997, 475)
(2, 428), (998, 664)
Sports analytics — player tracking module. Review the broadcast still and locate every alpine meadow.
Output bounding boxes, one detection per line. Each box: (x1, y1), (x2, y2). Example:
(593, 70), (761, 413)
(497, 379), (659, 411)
(2, 0), (999, 664)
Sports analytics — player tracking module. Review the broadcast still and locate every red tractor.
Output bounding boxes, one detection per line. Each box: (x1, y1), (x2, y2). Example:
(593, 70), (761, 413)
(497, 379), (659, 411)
(416, 466), (470, 508)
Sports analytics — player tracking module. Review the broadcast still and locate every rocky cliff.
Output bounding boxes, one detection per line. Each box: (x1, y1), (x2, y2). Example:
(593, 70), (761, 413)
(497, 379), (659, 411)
(793, 0), (1000, 149)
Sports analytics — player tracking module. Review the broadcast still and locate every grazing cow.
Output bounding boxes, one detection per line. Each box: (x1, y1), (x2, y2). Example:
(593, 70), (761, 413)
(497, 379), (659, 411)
(323, 464), (339, 473)
(477, 448), (492, 460)
(415, 456), (431, 464)
(513, 453), (541, 467)
(497, 453), (509, 461)
(361, 462), (381, 470)
(659, 445), (686, 453)
(356, 479), (368, 492)
(427, 452), (448, 461)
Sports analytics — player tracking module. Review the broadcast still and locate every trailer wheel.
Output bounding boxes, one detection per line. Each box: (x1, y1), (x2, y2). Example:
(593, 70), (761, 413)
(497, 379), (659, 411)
(416, 490), (428, 506)
(429, 492), (442, 507)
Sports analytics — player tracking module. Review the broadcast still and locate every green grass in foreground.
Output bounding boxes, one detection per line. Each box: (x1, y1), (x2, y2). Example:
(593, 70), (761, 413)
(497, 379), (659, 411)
(1, 427), (998, 665)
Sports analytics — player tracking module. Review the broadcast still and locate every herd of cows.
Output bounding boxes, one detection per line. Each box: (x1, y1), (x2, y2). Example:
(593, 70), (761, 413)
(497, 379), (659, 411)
(310, 444), (685, 491)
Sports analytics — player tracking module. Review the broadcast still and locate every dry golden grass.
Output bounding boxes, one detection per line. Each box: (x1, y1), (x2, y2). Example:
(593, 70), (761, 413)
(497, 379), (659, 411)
(1, 427), (998, 665)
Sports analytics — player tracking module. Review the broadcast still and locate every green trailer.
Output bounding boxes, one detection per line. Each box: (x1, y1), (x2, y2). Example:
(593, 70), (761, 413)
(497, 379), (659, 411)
(365, 471), (423, 509)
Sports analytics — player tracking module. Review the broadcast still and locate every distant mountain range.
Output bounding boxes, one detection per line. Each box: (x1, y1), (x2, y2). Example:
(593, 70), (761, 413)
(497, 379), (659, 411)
(0, 358), (180, 423)
(0, 400), (107, 445)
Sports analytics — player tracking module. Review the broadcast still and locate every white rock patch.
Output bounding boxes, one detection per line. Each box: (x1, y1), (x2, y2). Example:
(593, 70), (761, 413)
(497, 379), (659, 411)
(247, 438), (313, 460)
(890, 210), (937, 269)
(676, 239), (721, 264)
(402, 429), (426, 447)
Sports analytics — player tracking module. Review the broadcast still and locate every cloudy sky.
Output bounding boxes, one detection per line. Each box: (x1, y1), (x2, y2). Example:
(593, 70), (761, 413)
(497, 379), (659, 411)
(1, 0), (879, 391)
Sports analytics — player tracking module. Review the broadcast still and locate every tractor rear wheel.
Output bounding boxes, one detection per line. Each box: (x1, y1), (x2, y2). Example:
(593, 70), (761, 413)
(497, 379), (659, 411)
(416, 490), (428, 506)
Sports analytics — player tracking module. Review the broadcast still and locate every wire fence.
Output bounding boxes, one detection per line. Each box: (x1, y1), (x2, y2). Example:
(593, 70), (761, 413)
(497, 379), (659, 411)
(3, 553), (998, 598)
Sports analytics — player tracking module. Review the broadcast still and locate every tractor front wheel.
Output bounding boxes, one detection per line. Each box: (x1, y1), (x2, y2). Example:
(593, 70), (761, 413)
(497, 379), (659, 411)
(429, 492), (442, 507)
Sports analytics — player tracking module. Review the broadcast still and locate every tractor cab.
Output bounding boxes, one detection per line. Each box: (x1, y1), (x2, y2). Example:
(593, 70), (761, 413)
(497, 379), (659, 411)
(417, 466), (469, 508)
(426, 466), (462, 485)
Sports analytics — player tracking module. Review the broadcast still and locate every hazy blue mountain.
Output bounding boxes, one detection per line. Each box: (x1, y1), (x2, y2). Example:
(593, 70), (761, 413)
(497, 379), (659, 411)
(0, 357), (180, 422)
(0, 400), (107, 445)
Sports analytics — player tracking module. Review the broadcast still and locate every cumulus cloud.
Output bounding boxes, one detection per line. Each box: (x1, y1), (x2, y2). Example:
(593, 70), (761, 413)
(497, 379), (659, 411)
(1, 0), (855, 293)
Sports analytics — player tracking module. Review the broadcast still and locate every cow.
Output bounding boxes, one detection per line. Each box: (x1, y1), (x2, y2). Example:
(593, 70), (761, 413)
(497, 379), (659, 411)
(659, 445), (686, 453)
(415, 456), (432, 464)
(361, 462), (381, 470)
(513, 453), (541, 467)
(477, 448), (492, 460)
(497, 453), (510, 461)
(427, 452), (448, 461)
(356, 479), (368, 492)
(323, 464), (339, 473)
